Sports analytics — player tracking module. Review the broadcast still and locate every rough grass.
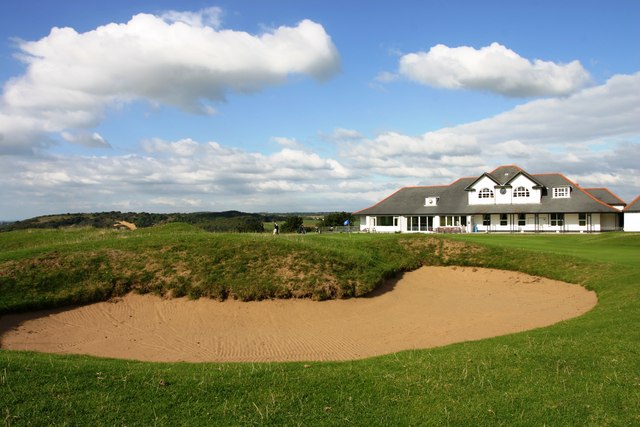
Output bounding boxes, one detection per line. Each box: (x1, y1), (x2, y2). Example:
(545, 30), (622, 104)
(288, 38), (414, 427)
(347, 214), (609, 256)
(0, 224), (474, 312)
(1, 230), (639, 425)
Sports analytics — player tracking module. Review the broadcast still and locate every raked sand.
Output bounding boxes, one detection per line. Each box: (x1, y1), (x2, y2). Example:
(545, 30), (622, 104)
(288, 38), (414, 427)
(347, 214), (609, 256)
(0, 266), (597, 362)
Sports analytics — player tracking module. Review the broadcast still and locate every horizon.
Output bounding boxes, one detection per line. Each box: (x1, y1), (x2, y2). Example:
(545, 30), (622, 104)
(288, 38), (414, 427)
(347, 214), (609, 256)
(0, 209), (345, 223)
(1, 1), (639, 220)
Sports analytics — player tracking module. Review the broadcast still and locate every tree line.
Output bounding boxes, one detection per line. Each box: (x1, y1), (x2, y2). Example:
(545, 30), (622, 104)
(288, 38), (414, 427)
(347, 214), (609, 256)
(1, 210), (356, 234)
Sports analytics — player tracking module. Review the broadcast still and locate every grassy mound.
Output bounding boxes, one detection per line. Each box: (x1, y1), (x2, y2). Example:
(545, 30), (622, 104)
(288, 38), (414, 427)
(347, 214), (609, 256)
(0, 224), (478, 313)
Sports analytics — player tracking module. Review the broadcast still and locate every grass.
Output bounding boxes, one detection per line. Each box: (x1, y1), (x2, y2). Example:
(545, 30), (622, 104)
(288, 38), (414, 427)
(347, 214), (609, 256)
(450, 232), (640, 266)
(1, 229), (640, 425)
(0, 224), (455, 312)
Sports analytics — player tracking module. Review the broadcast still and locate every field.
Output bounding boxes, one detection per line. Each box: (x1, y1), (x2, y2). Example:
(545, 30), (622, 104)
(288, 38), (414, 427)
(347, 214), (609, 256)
(1, 228), (639, 425)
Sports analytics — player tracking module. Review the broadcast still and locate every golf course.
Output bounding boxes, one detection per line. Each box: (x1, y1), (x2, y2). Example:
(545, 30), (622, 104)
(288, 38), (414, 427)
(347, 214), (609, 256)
(1, 226), (639, 425)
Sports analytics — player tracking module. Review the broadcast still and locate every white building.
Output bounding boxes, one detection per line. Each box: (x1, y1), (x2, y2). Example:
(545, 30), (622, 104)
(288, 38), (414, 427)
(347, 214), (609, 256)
(624, 196), (640, 232)
(355, 165), (626, 233)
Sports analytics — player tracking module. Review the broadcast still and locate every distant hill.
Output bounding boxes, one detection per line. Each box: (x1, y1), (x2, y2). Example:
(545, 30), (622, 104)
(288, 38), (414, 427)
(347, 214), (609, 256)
(0, 211), (266, 233)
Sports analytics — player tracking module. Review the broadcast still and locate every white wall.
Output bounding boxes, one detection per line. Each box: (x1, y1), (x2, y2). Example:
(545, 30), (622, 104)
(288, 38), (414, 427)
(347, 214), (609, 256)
(468, 176), (497, 205)
(361, 212), (622, 233)
(470, 213), (607, 232)
(590, 213), (602, 232)
(468, 175), (542, 206)
(510, 175), (542, 204)
(624, 212), (640, 231)
(359, 215), (402, 233)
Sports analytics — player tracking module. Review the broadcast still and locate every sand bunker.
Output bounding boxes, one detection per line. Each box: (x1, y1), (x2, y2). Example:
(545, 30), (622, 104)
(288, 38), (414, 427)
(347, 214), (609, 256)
(0, 266), (596, 363)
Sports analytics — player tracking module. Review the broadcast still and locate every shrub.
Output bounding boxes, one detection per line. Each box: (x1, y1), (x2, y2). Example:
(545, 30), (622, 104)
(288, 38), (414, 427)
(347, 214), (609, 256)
(281, 215), (304, 233)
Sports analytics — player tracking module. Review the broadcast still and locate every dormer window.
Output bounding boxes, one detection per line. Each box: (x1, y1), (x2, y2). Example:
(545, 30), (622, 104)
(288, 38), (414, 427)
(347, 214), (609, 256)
(553, 187), (571, 198)
(478, 188), (494, 199)
(513, 186), (530, 198)
(424, 197), (439, 206)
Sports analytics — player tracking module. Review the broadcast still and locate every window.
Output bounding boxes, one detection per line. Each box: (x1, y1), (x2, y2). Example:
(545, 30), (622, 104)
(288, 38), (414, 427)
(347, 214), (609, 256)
(410, 216), (419, 231)
(478, 188), (494, 199)
(518, 214), (526, 226)
(579, 213), (587, 226)
(377, 216), (394, 226)
(513, 186), (530, 198)
(550, 213), (565, 226)
(500, 214), (508, 226)
(440, 216), (453, 227)
(482, 214), (491, 226)
(408, 216), (431, 231)
(439, 216), (467, 227)
(553, 187), (570, 198)
(422, 216), (432, 231)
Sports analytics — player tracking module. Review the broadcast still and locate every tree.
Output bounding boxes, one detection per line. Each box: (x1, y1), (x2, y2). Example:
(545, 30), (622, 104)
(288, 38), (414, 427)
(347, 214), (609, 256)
(322, 212), (355, 227)
(281, 215), (303, 233)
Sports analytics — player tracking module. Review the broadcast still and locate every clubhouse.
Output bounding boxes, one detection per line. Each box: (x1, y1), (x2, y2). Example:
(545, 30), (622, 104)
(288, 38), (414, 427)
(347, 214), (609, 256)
(354, 165), (632, 233)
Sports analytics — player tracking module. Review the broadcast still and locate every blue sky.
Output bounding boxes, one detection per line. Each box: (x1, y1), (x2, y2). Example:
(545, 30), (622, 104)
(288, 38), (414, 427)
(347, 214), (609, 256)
(1, 0), (639, 220)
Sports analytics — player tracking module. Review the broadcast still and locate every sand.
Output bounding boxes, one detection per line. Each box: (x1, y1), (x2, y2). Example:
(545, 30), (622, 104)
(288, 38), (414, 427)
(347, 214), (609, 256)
(0, 266), (596, 363)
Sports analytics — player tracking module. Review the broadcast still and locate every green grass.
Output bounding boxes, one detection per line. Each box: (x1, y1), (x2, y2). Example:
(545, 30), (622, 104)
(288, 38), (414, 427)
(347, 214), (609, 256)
(450, 232), (640, 266)
(1, 230), (640, 425)
(0, 224), (458, 312)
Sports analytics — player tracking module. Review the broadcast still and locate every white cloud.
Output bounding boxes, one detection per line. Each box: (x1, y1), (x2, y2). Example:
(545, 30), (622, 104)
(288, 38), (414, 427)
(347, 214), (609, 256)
(141, 138), (200, 157)
(454, 72), (640, 146)
(573, 172), (621, 186)
(322, 128), (366, 144)
(1, 136), (362, 218)
(61, 131), (110, 148)
(271, 137), (301, 149)
(340, 130), (479, 164)
(493, 140), (533, 158)
(0, 9), (340, 153)
(160, 6), (222, 28)
(374, 71), (398, 84)
(1, 72), (639, 219)
(149, 197), (204, 208)
(398, 42), (591, 97)
(336, 72), (640, 198)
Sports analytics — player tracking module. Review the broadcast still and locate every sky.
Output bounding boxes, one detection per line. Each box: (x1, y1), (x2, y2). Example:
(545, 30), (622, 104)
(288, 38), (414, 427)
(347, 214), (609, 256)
(1, 0), (639, 220)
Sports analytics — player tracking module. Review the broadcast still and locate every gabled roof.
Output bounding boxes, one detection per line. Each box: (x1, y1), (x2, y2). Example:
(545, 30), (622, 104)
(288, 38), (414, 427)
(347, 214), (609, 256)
(488, 165), (526, 185)
(464, 165), (544, 190)
(354, 165), (623, 216)
(624, 195), (640, 212)
(504, 170), (545, 188)
(583, 188), (627, 207)
(464, 172), (500, 191)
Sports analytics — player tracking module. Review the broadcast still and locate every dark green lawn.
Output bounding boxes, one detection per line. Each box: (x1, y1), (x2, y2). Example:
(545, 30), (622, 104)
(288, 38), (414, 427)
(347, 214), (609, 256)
(1, 230), (639, 425)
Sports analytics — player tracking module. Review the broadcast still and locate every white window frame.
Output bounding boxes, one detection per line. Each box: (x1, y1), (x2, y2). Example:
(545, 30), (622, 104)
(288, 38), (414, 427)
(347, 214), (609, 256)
(513, 186), (530, 198)
(550, 213), (565, 226)
(553, 187), (570, 198)
(439, 216), (467, 227)
(518, 213), (526, 226)
(478, 188), (494, 199)
(579, 213), (587, 226)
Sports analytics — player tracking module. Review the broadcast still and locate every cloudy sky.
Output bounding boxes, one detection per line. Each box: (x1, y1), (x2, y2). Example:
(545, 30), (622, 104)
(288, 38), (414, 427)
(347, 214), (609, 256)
(1, 0), (639, 220)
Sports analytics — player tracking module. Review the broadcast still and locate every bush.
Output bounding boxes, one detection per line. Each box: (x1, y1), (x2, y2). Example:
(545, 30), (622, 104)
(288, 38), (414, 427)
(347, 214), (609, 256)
(322, 212), (355, 227)
(281, 215), (304, 233)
